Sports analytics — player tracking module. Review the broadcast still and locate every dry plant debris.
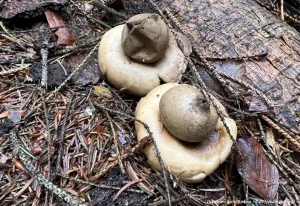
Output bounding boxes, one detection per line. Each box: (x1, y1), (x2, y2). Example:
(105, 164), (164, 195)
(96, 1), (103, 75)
(236, 136), (279, 200)
(0, 0), (300, 205)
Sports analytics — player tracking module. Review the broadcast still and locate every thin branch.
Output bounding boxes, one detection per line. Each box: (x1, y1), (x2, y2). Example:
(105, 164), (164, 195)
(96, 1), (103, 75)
(24, 40), (101, 120)
(41, 93), (52, 205)
(55, 93), (73, 173)
(105, 109), (125, 173)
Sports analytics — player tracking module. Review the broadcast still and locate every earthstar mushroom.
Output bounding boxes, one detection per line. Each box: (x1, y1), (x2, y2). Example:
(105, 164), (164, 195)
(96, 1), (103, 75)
(135, 83), (237, 183)
(160, 84), (221, 142)
(98, 13), (192, 96)
(121, 13), (169, 63)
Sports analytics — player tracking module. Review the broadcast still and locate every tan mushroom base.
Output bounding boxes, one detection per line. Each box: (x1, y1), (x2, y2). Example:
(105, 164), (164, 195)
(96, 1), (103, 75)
(98, 25), (190, 96)
(135, 83), (237, 183)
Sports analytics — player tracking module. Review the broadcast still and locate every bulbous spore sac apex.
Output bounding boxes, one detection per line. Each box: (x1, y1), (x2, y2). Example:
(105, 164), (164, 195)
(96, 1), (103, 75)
(195, 96), (209, 109)
(159, 85), (219, 143)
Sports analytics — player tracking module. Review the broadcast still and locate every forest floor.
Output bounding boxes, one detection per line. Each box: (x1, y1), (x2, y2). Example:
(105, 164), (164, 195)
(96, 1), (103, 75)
(0, 0), (300, 205)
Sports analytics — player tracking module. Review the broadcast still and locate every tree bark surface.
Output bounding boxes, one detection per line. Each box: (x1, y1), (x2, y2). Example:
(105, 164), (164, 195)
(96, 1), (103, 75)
(160, 0), (300, 133)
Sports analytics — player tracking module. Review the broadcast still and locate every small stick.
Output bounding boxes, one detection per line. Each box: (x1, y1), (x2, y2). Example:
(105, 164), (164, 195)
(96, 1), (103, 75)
(57, 174), (144, 193)
(69, 0), (113, 29)
(0, 66), (28, 76)
(90, 133), (152, 181)
(0, 21), (26, 50)
(104, 109), (125, 173)
(218, 70), (274, 108)
(94, 102), (172, 206)
(257, 119), (300, 181)
(91, 0), (128, 18)
(260, 115), (300, 151)
(255, 0), (300, 24)
(280, 0), (284, 20)
(0, 79), (42, 90)
(8, 131), (87, 205)
(41, 93), (52, 205)
(23, 41), (100, 120)
(113, 179), (143, 201)
(291, 187), (300, 205)
(280, 184), (296, 203)
(40, 37), (49, 88)
(55, 94), (73, 174)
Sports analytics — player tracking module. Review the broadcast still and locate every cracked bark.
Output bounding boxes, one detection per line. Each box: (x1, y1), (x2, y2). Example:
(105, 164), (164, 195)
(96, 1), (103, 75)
(161, 0), (300, 133)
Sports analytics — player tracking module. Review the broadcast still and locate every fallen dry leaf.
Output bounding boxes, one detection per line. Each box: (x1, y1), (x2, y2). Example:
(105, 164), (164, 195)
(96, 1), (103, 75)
(44, 10), (76, 46)
(66, 52), (100, 85)
(236, 137), (279, 200)
(93, 125), (107, 135)
(0, 111), (10, 119)
(93, 85), (112, 99)
(0, 163), (11, 169)
(30, 145), (44, 155)
(12, 158), (26, 172)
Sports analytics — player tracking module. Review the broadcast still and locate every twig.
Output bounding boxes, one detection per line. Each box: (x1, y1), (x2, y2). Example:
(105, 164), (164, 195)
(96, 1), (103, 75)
(91, 0), (128, 18)
(203, 50), (268, 61)
(94, 102), (172, 206)
(0, 21), (26, 50)
(40, 31), (50, 88)
(8, 130), (87, 205)
(260, 115), (300, 151)
(89, 132), (152, 181)
(148, 196), (187, 206)
(113, 179), (143, 201)
(255, 0), (300, 24)
(88, 16), (112, 29)
(218, 71), (274, 108)
(0, 79), (42, 90)
(280, 184), (295, 203)
(106, 84), (134, 116)
(0, 66), (28, 76)
(280, 0), (284, 20)
(55, 94), (73, 174)
(225, 103), (258, 117)
(257, 119), (300, 181)
(41, 93), (52, 205)
(23, 41), (101, 120)
(69, 0), (112, 29)
(291, 187), (300, 205)
(56, 174), (144, 193)
(104, 109), (125, 173)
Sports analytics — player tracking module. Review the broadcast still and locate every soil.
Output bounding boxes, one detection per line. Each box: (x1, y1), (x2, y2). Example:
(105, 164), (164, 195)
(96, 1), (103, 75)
(90, 168), (149, 206)
(29, 62), (71, 88)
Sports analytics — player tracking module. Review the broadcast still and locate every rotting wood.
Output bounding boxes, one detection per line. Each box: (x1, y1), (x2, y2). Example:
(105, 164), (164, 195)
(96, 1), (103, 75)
(0, 0), (68, 19)
(157, 0), (299, 135)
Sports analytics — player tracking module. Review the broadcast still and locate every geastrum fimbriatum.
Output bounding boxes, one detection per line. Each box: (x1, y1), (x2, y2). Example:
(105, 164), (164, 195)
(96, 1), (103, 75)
(98, 13), (192, 96)
(135, 83), (237, 183)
